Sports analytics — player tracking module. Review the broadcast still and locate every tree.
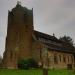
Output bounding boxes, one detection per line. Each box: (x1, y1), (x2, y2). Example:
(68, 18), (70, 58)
(59, 35), (74, 47)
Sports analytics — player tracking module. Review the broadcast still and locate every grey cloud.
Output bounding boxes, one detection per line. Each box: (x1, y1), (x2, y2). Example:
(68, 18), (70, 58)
(63, 0), (75, 7)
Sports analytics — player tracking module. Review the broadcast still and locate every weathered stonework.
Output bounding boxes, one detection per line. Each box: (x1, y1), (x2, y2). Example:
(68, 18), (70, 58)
(3, 3), (75, 69)
(3, 3), (33, 69)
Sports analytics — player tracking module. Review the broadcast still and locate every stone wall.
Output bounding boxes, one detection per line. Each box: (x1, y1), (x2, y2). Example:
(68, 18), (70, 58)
(32, 41), (74, 69)
(3, 4), (33, 69)
(47, 50), (74, 69)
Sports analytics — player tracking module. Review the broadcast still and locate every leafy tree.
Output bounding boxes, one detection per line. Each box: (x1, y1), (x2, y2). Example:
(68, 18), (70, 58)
(59, 35), (74, 47)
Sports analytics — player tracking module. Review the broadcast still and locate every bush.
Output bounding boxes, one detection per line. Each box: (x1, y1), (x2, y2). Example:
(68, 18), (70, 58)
(18, 58), (38, 69)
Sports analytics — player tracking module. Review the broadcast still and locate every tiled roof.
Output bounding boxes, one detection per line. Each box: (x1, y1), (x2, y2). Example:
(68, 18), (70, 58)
(33, 30), (75, 54)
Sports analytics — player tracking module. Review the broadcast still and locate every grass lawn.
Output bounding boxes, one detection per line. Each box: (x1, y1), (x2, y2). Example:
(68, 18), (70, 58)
(0, 69), (75, 75)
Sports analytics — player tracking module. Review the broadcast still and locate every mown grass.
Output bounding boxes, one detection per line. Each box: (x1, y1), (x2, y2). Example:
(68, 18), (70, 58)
(0, 69), (42, 75)
(48, 69), (75, 75)
(0, 69), (75, 75)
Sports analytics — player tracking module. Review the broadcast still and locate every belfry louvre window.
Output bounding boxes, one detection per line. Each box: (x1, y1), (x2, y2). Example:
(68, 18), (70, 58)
(54, 55), (58, 64)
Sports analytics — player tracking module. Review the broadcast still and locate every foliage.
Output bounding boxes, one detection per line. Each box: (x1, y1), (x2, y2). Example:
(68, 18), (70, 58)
(18, 58), (38, 69)
(59, 35), (74, 47)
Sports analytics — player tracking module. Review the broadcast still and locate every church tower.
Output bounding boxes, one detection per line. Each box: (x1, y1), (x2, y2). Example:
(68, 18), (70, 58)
(3, 2), (33, 69)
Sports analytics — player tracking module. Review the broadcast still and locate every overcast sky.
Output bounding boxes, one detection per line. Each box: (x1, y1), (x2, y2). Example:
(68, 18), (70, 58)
(0, 0), (75, 57)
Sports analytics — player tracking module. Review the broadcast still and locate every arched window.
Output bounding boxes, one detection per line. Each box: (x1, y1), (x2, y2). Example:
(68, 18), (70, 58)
(68, 56), (69, 63)
(63, 56), (66, 63)
(71, 56), (73, 63)
(59, 55), (61, 62)
(54, 55), (58, 64)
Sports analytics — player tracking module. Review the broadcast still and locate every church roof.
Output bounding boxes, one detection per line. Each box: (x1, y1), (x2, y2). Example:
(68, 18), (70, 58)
(33, 30), (75, 54)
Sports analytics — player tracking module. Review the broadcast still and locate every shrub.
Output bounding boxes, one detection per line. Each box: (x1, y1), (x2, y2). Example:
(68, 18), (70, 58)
(18, 58), (38, 69)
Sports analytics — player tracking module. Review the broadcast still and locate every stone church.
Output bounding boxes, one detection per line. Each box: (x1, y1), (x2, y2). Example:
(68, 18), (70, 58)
(3, 3), (75, 69)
